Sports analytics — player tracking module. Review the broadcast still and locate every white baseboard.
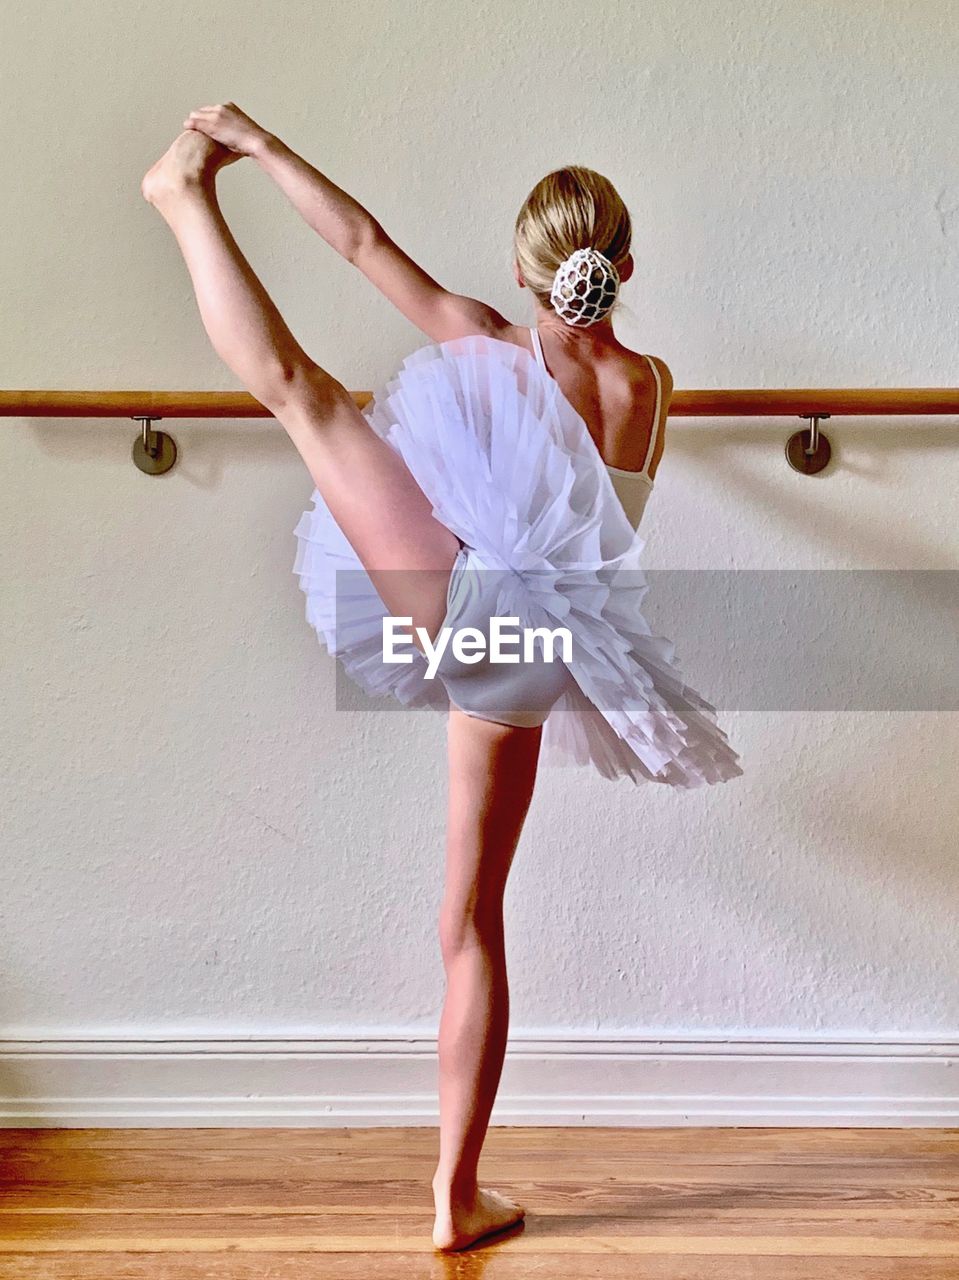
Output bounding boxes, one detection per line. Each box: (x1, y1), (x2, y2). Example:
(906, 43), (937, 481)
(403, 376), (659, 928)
(1, 1032), (956, 1127)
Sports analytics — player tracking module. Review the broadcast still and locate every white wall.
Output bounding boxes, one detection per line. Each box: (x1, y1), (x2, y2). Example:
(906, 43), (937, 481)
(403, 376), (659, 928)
(1, 0), (957, 1115)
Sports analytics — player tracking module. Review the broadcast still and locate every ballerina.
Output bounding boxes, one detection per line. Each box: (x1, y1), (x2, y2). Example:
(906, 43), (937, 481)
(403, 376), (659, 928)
(142, 106), (742, 1251)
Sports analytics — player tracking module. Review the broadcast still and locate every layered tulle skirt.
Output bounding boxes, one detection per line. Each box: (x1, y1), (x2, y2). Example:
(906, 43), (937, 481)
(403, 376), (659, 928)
(291, 332), (743, 787)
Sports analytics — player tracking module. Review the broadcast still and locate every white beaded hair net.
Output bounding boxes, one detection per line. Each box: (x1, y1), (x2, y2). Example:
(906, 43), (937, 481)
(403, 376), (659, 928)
(549, 246), (620, 327)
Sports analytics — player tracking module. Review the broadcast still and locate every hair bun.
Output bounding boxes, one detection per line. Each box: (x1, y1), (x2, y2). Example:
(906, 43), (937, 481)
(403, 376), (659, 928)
(550, 246), (620, 327)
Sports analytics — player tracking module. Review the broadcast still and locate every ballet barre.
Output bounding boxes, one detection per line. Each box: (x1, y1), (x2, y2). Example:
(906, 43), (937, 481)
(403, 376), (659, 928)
(1, 387), (957, 477)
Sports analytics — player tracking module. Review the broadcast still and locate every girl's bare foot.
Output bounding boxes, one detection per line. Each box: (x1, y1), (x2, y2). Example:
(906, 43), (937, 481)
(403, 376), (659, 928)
(431, 1177), (525, 1251)
(141, 130), (240, 208)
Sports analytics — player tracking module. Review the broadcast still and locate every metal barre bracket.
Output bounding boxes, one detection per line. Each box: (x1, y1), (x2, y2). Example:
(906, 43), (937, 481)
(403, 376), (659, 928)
(131, 415), (177, 475)
(785, 413), (832, 475)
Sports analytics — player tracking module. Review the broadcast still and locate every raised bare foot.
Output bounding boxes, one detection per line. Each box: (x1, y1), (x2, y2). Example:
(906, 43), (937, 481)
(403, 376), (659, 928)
(431, 1180), (525, 1251)
(140, 130), (240, 207)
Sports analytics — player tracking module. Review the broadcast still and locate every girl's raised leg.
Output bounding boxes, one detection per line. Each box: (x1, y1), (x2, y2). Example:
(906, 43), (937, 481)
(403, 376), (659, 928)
(141, 130), (459, 637)
(431, 706), (541, 1251)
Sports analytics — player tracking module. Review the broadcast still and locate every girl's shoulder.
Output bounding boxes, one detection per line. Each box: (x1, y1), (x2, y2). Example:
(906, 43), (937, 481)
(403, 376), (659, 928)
(623, 349), (672, 395)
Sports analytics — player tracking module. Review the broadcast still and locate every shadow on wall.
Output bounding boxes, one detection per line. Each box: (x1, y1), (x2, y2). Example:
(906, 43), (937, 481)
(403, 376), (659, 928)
(672, 419), (958, 568)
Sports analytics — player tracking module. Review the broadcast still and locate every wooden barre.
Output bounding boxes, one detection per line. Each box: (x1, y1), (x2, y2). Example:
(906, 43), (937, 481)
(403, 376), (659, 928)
(2, 388), (959, 418)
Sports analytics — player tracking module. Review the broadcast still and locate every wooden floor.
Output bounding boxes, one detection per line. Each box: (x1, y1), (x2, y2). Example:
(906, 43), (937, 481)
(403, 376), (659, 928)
(1, 1126), (957, 1278)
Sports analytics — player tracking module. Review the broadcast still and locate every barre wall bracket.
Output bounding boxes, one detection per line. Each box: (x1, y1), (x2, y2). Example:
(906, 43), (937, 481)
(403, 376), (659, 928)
(131, 416), (177, 475)
(786, 413), (831, 475)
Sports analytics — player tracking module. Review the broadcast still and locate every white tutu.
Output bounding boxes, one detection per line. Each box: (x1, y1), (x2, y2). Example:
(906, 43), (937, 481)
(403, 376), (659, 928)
(292, 332), (743, 788)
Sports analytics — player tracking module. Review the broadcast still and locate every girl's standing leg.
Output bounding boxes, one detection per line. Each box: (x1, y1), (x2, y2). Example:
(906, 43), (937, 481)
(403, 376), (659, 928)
(142, 130), (534, 1252)
(431, 706), (542, 1251)
(141, 130), (459, 635)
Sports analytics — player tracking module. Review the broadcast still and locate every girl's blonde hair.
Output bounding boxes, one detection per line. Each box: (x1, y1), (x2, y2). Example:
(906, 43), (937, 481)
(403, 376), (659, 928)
(513, 166), (632, 318)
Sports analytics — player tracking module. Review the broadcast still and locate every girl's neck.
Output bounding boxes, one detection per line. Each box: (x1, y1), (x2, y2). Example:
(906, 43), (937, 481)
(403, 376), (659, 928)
(531, 307), (618, 351)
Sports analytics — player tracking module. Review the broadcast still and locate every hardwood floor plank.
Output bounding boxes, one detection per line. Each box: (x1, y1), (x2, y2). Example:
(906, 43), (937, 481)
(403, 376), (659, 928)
(0, 1127), (955, 1277)
(5, 1257), (959, 1280)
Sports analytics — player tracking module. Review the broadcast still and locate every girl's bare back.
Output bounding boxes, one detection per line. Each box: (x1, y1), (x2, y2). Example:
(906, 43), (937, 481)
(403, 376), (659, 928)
(502, 322), (671, 480)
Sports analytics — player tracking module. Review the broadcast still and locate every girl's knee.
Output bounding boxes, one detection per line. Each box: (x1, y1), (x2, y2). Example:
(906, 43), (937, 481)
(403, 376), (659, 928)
(270, 360), (350, 420)
(438, 897), (504, 962)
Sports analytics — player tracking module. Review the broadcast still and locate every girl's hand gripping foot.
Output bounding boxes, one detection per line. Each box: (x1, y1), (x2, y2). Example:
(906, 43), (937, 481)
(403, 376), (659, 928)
(183, 101), (273, 158)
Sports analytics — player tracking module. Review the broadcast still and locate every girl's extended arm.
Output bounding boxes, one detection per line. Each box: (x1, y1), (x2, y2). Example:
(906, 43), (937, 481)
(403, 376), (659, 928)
(184, 103), (512, 344)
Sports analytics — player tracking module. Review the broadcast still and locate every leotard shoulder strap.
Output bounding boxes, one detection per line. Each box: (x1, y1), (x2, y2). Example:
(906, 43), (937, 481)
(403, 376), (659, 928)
(639, 354), (663, 478)
(528, 325), (548, 372)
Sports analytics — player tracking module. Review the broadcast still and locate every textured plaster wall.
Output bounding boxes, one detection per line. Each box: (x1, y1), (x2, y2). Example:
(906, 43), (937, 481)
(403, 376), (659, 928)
(1, 0), (957, 1039)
